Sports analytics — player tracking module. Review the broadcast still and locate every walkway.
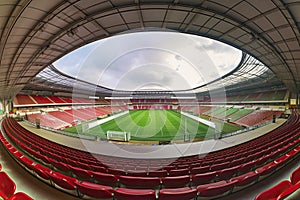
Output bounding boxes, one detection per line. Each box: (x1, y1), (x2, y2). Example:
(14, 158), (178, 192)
(19, 119), (286, 159)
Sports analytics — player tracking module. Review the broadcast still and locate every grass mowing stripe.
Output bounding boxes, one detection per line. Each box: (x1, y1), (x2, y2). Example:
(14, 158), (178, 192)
(64, 110), (230, 141)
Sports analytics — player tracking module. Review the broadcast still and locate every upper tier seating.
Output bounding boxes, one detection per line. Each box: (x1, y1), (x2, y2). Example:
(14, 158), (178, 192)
(226, 90), (288, 102)
(30, 95), (53, 104)
(14, 94), (36, 105)
(14, 94), (109, 106)
(47, 96), (66, 103)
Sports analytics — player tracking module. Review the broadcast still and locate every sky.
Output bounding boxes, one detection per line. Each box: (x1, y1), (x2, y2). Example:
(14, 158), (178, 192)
(54, 31), (242, 91)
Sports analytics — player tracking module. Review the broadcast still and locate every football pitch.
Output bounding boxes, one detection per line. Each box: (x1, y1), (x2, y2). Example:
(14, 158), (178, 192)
(64, 110), (242, 141)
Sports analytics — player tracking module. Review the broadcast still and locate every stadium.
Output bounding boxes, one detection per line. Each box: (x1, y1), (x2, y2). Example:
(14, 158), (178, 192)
(0, 1), (300, 200)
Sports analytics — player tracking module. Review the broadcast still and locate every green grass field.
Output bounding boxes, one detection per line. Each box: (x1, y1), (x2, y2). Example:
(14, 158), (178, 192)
(64, 110), (242, 141)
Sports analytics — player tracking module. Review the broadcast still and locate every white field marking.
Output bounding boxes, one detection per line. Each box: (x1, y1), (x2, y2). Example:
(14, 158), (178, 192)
(181, 111), (216, 129)
(87, 111), (129, 129)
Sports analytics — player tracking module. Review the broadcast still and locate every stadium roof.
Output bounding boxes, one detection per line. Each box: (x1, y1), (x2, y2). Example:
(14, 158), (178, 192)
(0, 0), (299, 100)
(22, 53), (283, 98)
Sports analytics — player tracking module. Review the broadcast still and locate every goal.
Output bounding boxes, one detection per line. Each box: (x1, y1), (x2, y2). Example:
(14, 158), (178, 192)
(107, 130), (131, 142)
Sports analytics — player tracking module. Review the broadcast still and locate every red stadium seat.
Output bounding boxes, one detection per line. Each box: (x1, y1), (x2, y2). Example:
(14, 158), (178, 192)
(19, 156), (35, 171)
(274, 154), (289, 169)
(127, 170), (148, 177)
(119, 176), (161, 189)
(210, 161), (230, 171)
(254, 180), (292, 200)
(50, 172), (79, 193)
(253, 156), (269, 168)
(291, 166), (300, 185)
(107, 168), (126, 175)
(114, 188), (156, 200)
(255, 162), (278, 180)
(277, 182), (300, 200)
(148, 170), (168, 177)
(92, 171), (118, 187)
(158, 187), (197, 200)
(161, 175), (190, 188)
(217, 165), (240, 181)
(0, 172), (16, 199)
(7, 192), (34, 200)
(69, 165), (92, 180)
(197, 180), (235, 199)
(190, 166), (210, 174)
(75, 181), (113, 199)
(33, 164), (52, 182)
(168, 168), (189, 176)
(230, 171), (259, 192)
(191, 171), (217, 186)
(49, 158), (70, 173)
(239, 160), (256, 174)
(90, 165), (107, 173)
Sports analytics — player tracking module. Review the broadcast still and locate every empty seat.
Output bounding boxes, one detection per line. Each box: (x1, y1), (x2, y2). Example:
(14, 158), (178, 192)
(0, 172), (16, 199)
(158, 187), (197, 200)
(90, 165), (107, 173)
(76, 162), (91, 170)
(50, 172), (78, 193)
(291, 166), (300, 185)
(239, 160), (255, 174)
(75, 181), (113, 199)
(230, 157), (245, 167)
(190, 166), (210, 174)
(49, 158), (70, 173)
(148, 170), (168, 177)
(217, 165), (240, 181)
(92, 171), (118, 187)
(107, 168), (126, 175)
(69, 165), (92, 180)
(168, 168), (189, 176)
(277, 183), (300, 200)
(127, 170), (148, 177)
(19, 156), (35, 171)
(33, 164), (52, 182)
(255, 162), (277, 180)
(114, 188), (156, 200)
(7, 192), (34, 200)
(274, 154), (289, 169)
(191, 171), (217, 186)
(119, 176), (161, 189)
(197, 180), (235, 199)
(210, 162), (230, 171)
(161, 175), (190, 188)
(253, 156), (269, 168)
(254, 180), (292, 200)
(230, 171), (259, 192)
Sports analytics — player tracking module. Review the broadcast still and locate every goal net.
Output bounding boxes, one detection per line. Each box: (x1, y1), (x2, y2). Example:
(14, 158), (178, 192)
(107, 130), (131, 142)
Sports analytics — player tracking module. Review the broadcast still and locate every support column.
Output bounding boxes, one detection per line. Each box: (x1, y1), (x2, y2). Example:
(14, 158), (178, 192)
(0, 100), (4, 115)
(297, 93), (299, 110)
(1, 99), (14, 115)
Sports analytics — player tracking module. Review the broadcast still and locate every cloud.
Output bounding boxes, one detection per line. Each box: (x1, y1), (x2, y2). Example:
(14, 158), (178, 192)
(53, 32), (242, 91)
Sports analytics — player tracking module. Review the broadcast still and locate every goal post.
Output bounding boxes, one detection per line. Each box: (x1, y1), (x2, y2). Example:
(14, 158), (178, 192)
(107, 130), (131, 142)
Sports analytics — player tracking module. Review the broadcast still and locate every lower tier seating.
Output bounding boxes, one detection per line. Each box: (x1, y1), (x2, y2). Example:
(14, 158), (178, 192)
(1, 111), (300, 199)
(0, 140), (33, 200)
(255, 165), (300, 200)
